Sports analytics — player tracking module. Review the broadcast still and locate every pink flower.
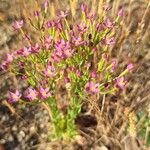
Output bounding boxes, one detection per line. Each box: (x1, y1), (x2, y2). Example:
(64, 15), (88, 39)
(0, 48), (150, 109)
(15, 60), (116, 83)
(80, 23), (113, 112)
(55, 20), (63, 32)
(115, 77), (126, 90)
(38, 87), (51, 100)
(76, 70), (82, 77)
(34, 43), (41, 52)
(73, 36), (85, 46)
(44, 65), (55, 77)
(85, 81), (99, 94)
(77, 23), (87, 34)
(104, 18), (114, 28)
(33, 11), (40, 17)
(64, 77), (71, 84)
(43, 0), (49, 9)
(86, 13), (95, 21)
(58, 10), (68, 18)
(109, 37), (115, 45)
(29, 43), (41, 53)
(127, 63), (134, 71)
(21, 75), (28, 80)
(111, 59), (118, 72)
(91, 71), (97, 78)
(22, 47), (31, 56)
(54, 39), (72, 59)
(44, 36), (53, 49)
(25, 87), (37, 101)
(92, 48), (98, 52)
(103, 4), (112, 11)
(102, 53), (108, 60)
(55, 39), (67, 49)
(5, 53), (14, 63)
(55, 52), (63, 60)
(63, 48), (74, 58)
(17, 47), (30, 57)
(70, 30), (75, 37)
(41, 80), (48, 85)
(46, 20), (55, 28)
(81, 3), (87, 12)
(81, 3), (89, 18)
(96, 23), (104, 32)
(19, 61), (25, 68)
(51, 54), (60, 62)
(8, 90), (22, 103)
(86, 63), (92, 70)
(69, 67), (75, 72)
(104, 37), (115, 45)
(55, 49), (63, 58)
(12, 20), (24, 30)
(0, 61), (9, 70)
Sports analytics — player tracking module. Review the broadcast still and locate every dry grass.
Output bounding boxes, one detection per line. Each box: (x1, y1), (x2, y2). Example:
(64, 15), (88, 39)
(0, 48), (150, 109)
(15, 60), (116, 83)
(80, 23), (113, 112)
(0, 0), (150, 149)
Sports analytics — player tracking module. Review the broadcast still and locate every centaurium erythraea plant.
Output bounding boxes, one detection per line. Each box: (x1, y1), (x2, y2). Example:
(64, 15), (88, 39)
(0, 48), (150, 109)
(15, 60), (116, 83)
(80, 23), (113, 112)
(1, 2), (134, 140)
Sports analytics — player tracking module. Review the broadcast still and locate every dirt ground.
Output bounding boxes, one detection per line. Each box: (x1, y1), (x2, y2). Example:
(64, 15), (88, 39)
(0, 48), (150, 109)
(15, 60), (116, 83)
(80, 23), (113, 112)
(0, 0), (150, 150)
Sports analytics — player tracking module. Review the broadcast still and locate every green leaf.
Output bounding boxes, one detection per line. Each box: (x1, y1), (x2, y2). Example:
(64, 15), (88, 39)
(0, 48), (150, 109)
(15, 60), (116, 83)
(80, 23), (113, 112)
(105, 74), (112, 82)
(98, 58), (105, 71)
(28, 78), (36, 87)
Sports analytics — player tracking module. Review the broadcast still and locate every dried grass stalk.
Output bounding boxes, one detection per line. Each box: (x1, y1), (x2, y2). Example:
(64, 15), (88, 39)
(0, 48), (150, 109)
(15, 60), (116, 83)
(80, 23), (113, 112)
(50, 2), (56, 18)
(69, 0), (78, 18)
(98, 0), (104, 18)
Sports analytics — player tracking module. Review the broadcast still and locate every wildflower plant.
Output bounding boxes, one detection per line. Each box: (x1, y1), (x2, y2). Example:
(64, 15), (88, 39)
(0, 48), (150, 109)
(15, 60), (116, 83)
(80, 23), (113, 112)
(1, 2), (134, 140)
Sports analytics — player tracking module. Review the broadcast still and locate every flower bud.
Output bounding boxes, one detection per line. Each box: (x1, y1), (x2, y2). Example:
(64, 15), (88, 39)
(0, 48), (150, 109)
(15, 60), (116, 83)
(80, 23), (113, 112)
(127, 63), (134, 71)
(118, 9), (124, 17)
(12, 20), (24, 30)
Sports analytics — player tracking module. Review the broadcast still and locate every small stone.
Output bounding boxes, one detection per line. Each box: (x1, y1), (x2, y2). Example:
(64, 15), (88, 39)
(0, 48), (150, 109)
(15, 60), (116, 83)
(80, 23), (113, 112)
(0, 1), (10, 11)
(8, 135), (14, 142)
(19, 131), (25, 138)
(35, 113), (41, 119)
(0, 139), (6, 144)
(29, 141), (34, 146)
(21, 144), (26, 150)
(43, 110), (48, 115)
(41, 133), (47, 139)
(38, 118), (43, 123)
(75, 135), (86, 146)
(17, 135), (23, 142)
(45, 116), (50, 122)
(30, 126), (36, 133)
(24, 107), (29, 112)
(25, 135), (30, 141)
(39, 124), (44, 129)
(12, 126), (18, 132)
(14, 147), (21, 150)
(17, 105), (22, 109)
(94, 146), (108, 150)
(21, 127), (28, 133)
(6, 115), (10, 120)
(1, 116), (6, 122)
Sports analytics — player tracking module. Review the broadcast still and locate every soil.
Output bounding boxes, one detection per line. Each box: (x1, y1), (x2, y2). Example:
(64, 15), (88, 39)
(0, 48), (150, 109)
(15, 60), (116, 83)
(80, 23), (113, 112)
(0, 0), (150, 150)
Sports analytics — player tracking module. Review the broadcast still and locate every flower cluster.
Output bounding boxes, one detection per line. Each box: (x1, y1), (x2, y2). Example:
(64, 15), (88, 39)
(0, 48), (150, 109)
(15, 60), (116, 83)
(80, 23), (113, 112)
(0, 2), (134, 140)
(9, 86), (51, 103)
(0, 53), (15, 70)
(85, 81), (99, 94)
(0, 2), (134, 101)
(52, 39), (74, 62)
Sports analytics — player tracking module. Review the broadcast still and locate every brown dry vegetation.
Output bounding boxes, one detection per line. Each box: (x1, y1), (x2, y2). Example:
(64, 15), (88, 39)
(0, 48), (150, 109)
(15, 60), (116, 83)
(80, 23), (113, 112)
(0, 0), (150, 150)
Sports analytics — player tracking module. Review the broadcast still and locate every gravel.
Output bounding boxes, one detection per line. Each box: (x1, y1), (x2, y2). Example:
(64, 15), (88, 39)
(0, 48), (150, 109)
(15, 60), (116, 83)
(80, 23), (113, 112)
(0, 104), (50, 150)
(0, 0), (150, 150)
